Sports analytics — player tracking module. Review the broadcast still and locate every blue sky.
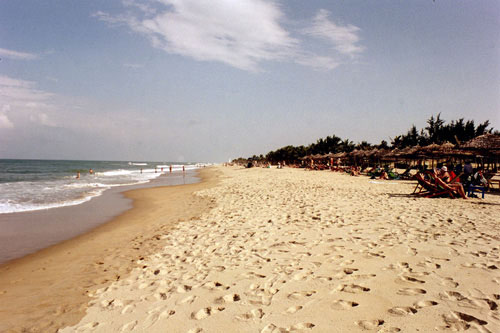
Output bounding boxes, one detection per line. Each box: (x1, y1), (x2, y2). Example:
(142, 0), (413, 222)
(1, 0), (499, 162)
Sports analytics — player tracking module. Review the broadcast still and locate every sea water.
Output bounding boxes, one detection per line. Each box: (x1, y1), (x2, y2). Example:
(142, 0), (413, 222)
(0, 159), (205, 214)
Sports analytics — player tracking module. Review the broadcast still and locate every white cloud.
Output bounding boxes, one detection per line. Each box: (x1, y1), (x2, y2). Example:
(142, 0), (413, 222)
(0, 105), (14, 129)
(0, 47), (38, 60)
(95, 2), (364, 71)
(294, 53), (340, 71)
(96, 0), (297, 71)
(304, 9), (364, 57)
(0, 75), (54, 105)
(0, 75), (56, 127)
(29, 112), (56, 127)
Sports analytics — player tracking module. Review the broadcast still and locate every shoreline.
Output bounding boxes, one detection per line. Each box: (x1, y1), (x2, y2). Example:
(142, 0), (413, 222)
(0, 167), (220, 333)
(0, 169), (199, 265)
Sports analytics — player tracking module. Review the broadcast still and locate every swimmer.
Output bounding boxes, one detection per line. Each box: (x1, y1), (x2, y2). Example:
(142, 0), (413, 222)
(89, 168), (94, 175)
(76, 171), (80, 179)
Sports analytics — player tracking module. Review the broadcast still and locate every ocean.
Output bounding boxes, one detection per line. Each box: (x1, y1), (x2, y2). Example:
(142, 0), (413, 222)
(0, 159), (204, 214)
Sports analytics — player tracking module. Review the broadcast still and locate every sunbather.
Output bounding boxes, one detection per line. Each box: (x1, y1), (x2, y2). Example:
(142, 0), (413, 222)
(436, 167), (467, 199)
(379, 170), (389, 180)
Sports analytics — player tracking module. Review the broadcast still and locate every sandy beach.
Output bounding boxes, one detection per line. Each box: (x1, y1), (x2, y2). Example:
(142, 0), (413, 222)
(2, 166), (499, 332)
(51, 165), (499, 333)
(0, 168), (219, 333)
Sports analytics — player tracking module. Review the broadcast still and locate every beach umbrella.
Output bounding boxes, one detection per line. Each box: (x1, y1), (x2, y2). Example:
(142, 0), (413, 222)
(460, 134), (500, 157)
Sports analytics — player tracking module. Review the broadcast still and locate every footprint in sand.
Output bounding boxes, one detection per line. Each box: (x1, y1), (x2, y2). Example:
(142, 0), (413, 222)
(345, 273), (377, 281)
(440, 290), (468, 302)
(377, 327), (401, 332)
(260, 322), (315, 333)
(439, 311), (488, 331)
(190, 306), (225, 320)
(178, 295), (197, 305)
(260, 323), (282, 333)
(336, 284), (370, 294)
(121, 304), (136, 314)
(398, 275), (426, 284)
(289, 322), (315, 330)
(414, 300), (438, 309)
(473, 298), (497, 311)
(236, 308), (264, 321)
(387, 306), (417, 316)
(397, 288), (427, 296)
(176, 284), (193, 293)
(203, 281), (230, 290)
(287, 291), (316, 299)
(187, 328), (203, 333)
(355, 319), (384, 330)
(343, 268), (359, 275)
(331, 299), (359, 310)
(215, 293), (241, 303)
(120, 320), (138, 332)
(77, 322), (99, 330)
(439, 277), (459, 288)
(284, 305), (303, 314)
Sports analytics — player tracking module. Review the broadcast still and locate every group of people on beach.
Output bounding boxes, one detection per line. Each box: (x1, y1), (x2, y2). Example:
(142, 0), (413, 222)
(75, 168), (94, 179)
(76, 166), (187, 179)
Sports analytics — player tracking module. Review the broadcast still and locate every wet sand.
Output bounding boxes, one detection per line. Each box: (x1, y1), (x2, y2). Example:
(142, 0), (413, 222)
(0, 168), (220, 333)
(0, 170), (199, 265)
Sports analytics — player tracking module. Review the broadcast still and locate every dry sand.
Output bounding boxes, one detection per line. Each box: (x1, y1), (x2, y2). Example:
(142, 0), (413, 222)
(0, 168), (219, 333)
(56, 166), (500, 332)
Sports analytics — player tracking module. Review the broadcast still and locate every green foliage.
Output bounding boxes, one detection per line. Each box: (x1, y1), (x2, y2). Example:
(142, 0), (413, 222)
(233, 114), (494, 164)
(391, 113), (492, 148)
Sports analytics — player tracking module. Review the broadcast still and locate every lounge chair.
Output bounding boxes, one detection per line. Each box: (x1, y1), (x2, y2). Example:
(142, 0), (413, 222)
(467, 185), (486, 198)
(388, 170), (400, 180)
(399, 167), (413, 180)
(412, 172), (457, 198)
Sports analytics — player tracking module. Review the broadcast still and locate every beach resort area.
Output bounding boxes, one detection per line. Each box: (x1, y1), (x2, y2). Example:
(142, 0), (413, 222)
(1, 162), (499, 332)
(1, 1), (500, 332)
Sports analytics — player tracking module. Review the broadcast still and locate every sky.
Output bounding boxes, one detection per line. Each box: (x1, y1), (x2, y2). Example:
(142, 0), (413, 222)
(0, 0), (499, 162)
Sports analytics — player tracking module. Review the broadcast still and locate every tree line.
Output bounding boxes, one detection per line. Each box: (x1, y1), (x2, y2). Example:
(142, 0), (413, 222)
(234, 114), (497, 165)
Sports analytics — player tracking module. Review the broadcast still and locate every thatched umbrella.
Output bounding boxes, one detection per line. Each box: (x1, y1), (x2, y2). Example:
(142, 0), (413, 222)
(365, 148), (379, 157)
(460, 134), (500, 169)
(418, 143), (442, 157)
(385, 148), (400, 159)
(461, 134), (500, 156)
(399, 146), (420, 158)
(333, 152), (347, 159)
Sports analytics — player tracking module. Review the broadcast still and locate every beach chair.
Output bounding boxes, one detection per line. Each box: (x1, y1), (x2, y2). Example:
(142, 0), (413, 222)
(486, 173), (500, 191)
(412, 173), (457, 198)
(399, 167), (413, 180)
(388, 170), (400, 180)
(467, 185), (486, 199)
